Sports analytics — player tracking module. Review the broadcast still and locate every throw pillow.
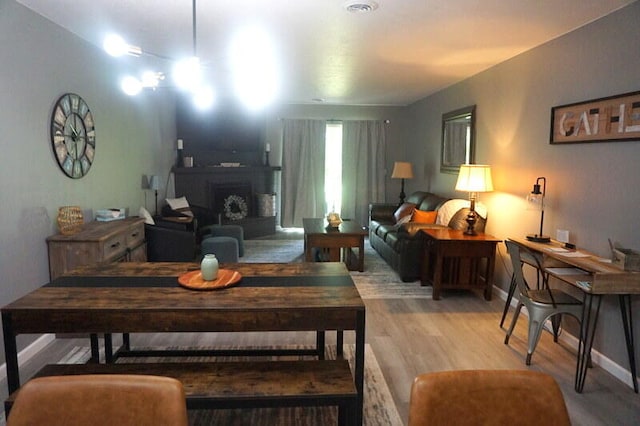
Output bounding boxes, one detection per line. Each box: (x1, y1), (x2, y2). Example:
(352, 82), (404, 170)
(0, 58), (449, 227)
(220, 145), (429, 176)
(412, 209), (437, 224)
(165, 196), (194, 217)
(138, 206), (155, 225)
(393, 202), (416, 223)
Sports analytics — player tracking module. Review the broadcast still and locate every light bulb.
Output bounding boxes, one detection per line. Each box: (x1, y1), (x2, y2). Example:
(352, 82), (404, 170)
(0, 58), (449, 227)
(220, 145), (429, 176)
(121, 76), (142, 96)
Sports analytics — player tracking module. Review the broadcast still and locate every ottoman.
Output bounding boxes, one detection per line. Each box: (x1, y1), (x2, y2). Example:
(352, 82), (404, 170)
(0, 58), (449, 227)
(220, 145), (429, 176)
(201, 236), (239, 263)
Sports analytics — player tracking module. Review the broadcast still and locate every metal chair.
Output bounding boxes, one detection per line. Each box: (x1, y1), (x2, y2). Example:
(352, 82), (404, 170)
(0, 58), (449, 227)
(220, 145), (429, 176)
(408, 369), (571, 426)
(504, 239), (583, 365)
(7, 374), (188, 426)
(500, 247), (548, 327)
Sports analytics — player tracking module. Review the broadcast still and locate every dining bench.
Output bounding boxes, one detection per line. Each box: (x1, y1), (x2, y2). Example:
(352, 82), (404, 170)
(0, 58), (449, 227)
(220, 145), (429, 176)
(5, 359), (358, 425)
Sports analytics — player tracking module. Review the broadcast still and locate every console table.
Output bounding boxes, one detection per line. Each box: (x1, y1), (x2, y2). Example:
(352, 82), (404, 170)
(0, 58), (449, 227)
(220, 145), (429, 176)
(509, 237), (640, 393)
(421, 228), (500, 300)
(46, 217), (146, 280)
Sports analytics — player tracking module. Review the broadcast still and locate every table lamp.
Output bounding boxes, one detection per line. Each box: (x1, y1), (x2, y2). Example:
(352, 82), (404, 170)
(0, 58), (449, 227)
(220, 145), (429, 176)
(149, 175), (161, 216)
(455, 164), (493, 235)
(526, 177), (550, 242)
(391, 161), (414, 206)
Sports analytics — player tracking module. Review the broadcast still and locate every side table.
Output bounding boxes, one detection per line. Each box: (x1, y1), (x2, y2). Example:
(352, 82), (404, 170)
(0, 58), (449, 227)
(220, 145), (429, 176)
(421, 228), (501, 300)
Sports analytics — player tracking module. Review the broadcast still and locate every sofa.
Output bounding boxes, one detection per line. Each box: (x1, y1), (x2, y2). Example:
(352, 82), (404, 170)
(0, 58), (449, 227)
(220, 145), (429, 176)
(369, 191), (486, 281)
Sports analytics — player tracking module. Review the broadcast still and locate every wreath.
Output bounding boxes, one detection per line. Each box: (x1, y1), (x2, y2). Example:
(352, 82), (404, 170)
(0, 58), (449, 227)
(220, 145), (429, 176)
(223, 195), (248, 221)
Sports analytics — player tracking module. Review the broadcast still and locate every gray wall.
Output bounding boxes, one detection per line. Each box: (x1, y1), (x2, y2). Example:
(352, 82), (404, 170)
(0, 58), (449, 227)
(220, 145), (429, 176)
(403, 2), (640, 379)
(0, 1), (176, 361)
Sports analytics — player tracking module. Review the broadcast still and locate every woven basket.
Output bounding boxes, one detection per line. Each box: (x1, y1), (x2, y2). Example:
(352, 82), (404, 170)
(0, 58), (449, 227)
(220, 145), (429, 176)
(57, 206), (84, 235)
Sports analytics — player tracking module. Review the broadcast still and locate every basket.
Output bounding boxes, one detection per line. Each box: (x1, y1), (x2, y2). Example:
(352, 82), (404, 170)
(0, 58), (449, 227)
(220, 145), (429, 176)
(57, 206), (84, 235)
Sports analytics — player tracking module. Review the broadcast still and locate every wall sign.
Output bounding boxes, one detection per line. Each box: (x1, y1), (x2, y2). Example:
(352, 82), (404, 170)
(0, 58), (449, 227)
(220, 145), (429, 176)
(550, 90), (640, 144)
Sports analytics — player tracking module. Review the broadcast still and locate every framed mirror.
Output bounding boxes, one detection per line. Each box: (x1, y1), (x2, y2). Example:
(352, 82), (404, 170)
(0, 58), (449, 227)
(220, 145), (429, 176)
(440, 105), (476, 174)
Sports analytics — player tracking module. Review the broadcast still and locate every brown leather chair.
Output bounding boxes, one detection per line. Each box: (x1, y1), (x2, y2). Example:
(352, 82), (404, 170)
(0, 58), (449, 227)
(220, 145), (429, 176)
(7, 374), (188, 426)
(408, 370), (571, 426)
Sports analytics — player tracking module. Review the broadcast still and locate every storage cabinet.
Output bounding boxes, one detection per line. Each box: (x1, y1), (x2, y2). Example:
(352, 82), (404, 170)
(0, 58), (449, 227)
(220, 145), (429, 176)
(47, 217), (146, 280)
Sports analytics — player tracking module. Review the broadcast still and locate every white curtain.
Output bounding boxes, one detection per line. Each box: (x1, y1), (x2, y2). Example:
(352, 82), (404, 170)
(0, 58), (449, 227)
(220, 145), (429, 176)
(281, 119), (327, 227)
(341, 120), (387, 225)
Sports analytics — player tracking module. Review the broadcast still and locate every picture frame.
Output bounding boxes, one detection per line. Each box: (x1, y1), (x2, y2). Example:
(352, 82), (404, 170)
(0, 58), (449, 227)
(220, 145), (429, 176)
(550, 90), (640, 144)
(441, 105), (475, 174)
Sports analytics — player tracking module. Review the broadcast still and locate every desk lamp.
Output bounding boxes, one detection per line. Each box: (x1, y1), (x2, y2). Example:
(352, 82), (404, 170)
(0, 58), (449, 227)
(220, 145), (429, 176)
(455, 164), (493, 235)
(149, 175), (161, 216)
(526, 177), (550, 242)
(391, 161), (414, 206)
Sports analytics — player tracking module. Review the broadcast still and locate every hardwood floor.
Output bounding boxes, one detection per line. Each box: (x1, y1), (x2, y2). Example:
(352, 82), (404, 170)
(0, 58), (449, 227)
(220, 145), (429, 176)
(2, 235), (639, 424)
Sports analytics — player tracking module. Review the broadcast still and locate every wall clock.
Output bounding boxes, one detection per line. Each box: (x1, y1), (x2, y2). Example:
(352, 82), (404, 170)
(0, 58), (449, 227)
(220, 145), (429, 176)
(50, 93), (96, 178)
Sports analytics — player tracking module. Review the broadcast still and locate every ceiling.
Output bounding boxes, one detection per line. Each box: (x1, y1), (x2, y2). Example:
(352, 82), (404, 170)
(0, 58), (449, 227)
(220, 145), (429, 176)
(17, 0), (635, 106)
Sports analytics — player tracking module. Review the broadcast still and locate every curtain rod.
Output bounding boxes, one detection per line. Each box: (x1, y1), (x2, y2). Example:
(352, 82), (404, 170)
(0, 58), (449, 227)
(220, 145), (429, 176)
(277, 118), (390, 123)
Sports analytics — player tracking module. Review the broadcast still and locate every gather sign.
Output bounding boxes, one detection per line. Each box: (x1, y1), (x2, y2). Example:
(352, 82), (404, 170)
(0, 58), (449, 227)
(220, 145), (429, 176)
(550, 91), (640, 144)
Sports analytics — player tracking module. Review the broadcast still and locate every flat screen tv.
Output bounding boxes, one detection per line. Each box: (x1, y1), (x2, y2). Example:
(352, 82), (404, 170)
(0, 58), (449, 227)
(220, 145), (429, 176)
(176, 96), (264, 152)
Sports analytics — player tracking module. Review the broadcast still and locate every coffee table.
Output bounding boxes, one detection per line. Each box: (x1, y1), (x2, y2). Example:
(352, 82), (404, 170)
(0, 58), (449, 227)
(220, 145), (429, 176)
(303, 218), (368, 272)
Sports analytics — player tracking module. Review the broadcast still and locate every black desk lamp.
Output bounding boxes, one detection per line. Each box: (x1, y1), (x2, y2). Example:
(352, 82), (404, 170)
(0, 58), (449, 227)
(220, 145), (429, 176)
(526, 177), (550, 243)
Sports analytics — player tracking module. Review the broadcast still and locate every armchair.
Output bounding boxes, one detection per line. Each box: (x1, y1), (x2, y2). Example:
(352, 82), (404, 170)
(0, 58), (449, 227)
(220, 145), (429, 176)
(145, 223), (196, 262)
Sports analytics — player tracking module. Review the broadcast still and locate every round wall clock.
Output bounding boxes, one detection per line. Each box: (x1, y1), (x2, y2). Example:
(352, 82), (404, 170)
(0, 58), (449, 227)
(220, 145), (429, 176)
(50, 93), (96, 178)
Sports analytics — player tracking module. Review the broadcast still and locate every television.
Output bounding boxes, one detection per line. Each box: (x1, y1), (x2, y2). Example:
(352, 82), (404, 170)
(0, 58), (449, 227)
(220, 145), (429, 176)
(176, 96), (265, 153)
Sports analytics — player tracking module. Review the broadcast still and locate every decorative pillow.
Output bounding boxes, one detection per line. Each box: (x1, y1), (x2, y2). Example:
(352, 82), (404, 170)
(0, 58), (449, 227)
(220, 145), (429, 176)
(393, 202), (416, 223)
(138, 206), (155, 225)
(412, 209), (437, 224)
(436, 199), (487, 225)
(165, 196), (194, 217)
(448, 207), (487, 232)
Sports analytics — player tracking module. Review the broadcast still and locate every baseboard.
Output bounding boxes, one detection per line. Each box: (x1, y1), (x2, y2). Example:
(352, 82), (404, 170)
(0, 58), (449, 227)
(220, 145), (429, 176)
(0, 334), (55, 381)
(493, 286), (638, 390)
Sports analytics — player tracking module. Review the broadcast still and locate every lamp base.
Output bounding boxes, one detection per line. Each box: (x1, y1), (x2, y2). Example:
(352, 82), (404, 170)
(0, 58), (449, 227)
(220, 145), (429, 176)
(526, 234), (551, 243)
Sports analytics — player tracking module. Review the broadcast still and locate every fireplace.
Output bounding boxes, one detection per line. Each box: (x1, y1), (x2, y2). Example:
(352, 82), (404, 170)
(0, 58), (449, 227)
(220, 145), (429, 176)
(210, 182), (253, 222)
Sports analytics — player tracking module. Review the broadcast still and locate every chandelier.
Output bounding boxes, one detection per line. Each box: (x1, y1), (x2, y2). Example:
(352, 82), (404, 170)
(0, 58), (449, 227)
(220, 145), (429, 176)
(103, 0), (213, 108)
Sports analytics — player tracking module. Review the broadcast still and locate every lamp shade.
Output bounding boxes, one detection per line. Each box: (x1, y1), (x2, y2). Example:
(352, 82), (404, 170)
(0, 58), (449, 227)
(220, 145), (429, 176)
(391, 162), (414, 179)
(455, 164), (493, 193)
(149, 175), (161, 191)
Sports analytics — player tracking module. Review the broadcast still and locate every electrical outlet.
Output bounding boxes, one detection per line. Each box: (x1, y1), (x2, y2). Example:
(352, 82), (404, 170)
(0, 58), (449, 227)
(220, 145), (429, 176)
(556, 229), (570, 243)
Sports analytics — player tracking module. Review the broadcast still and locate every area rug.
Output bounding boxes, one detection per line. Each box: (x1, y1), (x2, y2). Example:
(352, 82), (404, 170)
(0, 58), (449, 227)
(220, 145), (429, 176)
(54, 344), (403, 426)
(242, 238), (433, 299)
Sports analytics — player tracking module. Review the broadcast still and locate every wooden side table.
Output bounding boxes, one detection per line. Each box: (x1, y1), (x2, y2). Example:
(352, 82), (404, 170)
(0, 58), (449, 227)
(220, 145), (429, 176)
(421, 228), (501, 300)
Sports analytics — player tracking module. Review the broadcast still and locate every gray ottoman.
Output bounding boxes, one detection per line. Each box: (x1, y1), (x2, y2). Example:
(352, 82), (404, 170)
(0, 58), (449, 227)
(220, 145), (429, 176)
(201, 236), (239, 263)
(200, 225), (244, 257)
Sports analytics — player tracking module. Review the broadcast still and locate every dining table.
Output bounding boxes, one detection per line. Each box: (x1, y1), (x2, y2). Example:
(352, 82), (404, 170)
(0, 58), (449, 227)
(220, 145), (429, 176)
(2, 261), (366, 424)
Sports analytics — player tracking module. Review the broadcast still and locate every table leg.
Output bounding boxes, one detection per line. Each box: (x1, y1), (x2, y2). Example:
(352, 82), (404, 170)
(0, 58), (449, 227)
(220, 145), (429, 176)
(104, 333), (113, 363)
(484, 248), (496, 301)
(2, 313), (20, 394)
(576, 293), (602, 392)
(90, 333), (100, 363)
(433, 252), (444, 300)
(123, 333), (131, 351)
(305, 236), (312, 262)
(316, 331), (325, 360)
(358, 237), (365, 272)
(355, 310), (366, 425)
(619, 294), (638, 393)
(336, 330), (344, 358)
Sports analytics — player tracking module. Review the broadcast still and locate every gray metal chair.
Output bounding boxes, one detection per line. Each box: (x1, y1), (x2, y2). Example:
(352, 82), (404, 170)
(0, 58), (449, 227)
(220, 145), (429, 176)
(504, 239), (583, 365)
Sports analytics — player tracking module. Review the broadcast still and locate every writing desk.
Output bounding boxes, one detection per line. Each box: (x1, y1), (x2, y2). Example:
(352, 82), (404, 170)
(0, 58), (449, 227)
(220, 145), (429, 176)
(510, 238), (640, 393)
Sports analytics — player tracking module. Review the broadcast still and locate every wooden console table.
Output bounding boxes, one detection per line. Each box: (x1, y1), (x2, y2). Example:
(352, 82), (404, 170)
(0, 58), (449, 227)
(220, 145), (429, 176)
(509, 237), (640, 393)
(303, 218), (368, 272)
(421, 228), (500, 300)
(46, 217), (146, 280)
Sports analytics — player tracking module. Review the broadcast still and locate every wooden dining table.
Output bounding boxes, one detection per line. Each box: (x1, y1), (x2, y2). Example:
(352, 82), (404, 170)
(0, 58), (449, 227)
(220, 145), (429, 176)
(2, 261), (366, 424)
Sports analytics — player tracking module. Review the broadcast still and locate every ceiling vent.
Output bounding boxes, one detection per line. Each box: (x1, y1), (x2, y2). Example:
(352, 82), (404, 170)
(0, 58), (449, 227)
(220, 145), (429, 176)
(343, 0), (379, 13)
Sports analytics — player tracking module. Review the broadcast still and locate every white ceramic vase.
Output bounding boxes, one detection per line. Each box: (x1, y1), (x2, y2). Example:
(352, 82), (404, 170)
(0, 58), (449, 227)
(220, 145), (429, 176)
(200, 254), (219, 281)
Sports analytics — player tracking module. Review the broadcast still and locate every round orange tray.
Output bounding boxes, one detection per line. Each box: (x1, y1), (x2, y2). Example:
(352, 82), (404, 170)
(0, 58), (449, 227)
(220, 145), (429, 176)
(178, 269), (242, 291)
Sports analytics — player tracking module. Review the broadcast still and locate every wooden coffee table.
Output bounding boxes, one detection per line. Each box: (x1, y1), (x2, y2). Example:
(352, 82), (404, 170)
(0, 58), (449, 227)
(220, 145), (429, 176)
(303, 218), (368, 272)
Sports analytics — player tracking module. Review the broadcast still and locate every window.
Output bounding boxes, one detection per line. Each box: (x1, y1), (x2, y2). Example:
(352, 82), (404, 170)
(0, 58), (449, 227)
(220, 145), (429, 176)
(324, 122), (343, 214)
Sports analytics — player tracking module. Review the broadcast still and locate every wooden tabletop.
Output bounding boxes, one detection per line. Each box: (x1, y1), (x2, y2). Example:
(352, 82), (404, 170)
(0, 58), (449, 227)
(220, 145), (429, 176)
(303, 218), (368, 236)
(422, 228), (501, 242)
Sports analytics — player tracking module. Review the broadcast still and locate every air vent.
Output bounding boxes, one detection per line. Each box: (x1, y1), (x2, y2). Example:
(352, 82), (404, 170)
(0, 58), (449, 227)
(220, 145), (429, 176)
(343, 0), (379, 13)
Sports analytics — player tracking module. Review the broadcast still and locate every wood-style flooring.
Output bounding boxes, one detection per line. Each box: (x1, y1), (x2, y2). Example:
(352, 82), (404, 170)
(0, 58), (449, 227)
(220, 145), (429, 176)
(2, 234), (639, 425)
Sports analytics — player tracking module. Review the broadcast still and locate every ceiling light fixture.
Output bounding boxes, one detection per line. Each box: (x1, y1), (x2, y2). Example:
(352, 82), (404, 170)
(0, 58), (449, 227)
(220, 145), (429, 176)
(104, 0), (214, 109)
(343, 0), (379, 13)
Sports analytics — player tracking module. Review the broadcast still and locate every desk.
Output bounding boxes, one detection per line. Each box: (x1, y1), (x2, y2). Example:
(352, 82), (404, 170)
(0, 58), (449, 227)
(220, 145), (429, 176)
(421, 229), (501, 300)
(2, 262), (366, 424)
(510, 238), (640, 393)
(303, 218), (368, 272)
